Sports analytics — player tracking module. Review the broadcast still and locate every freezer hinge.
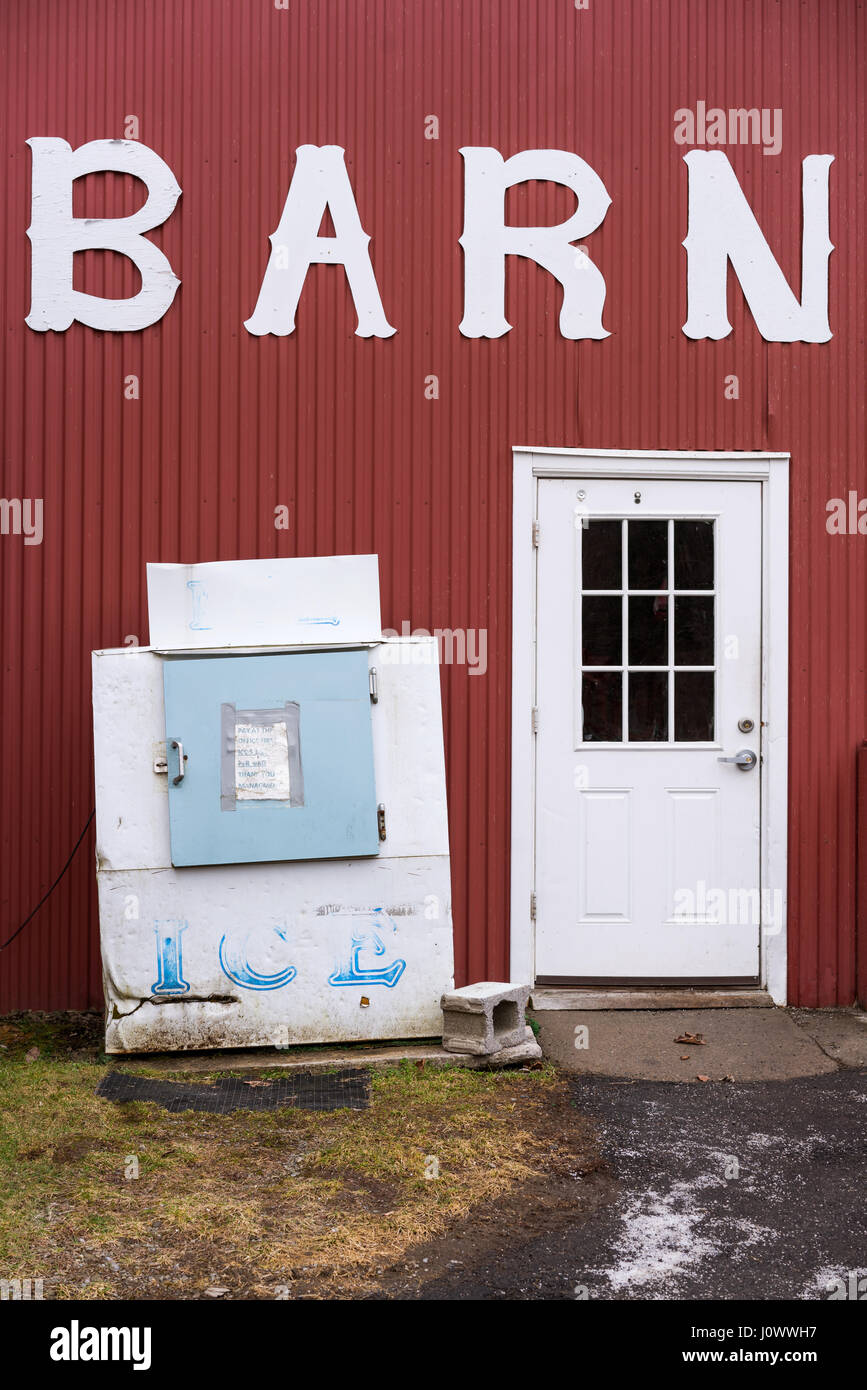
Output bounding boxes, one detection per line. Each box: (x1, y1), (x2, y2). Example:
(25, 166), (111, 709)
(531, 706), (539, 734)
(530, 891), (537, 921)
(369, 666), (379, 703)
(532, 518), (540, 547)
(377, 803), (387, 841)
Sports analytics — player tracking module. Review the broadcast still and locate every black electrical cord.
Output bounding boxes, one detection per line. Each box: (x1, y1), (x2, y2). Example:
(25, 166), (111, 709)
(0, 808), (95, 952)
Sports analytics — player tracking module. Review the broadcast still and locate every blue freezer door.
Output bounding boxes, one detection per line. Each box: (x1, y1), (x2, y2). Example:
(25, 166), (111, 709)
(163, 649), (379, 866)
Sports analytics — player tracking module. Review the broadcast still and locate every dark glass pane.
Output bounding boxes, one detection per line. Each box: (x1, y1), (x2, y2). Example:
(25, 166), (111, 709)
(674, 520), (714, 589)
(582, 519), (621, 590)
(628, 520), (668, 590)
(628, 672), (668, 741)
(582, 596), (621, 665)
(675, 671), (715, 741)
(582, 672), (622, 741)
(628, 595), (668, 665)
(674, 596), (714, 665)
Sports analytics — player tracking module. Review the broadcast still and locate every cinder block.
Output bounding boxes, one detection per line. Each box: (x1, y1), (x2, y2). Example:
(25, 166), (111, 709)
(440, 980), (531, 1055)
(468, 1027), (543, 1068)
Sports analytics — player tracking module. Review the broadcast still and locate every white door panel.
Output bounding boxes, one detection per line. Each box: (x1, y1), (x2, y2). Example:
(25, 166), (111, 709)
(535, 476), (762, 981)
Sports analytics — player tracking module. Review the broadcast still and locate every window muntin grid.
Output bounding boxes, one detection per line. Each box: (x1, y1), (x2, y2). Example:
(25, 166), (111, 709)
(579, 517), (716, 745)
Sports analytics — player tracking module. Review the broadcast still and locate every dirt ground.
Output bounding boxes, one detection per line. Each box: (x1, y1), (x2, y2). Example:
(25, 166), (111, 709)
(0, 1011), (611, 1300)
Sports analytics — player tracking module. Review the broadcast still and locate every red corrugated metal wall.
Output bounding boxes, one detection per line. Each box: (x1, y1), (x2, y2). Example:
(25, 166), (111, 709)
(0, 0), (863, 1009)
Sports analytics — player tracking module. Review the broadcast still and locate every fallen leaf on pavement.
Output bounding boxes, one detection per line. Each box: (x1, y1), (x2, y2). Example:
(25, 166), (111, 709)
(696, 1074), (710, 1082)
(675, 1033), (706, 1045)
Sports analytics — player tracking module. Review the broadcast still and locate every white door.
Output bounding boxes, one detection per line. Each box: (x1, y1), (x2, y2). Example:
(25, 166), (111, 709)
(534, 475), (763, 983)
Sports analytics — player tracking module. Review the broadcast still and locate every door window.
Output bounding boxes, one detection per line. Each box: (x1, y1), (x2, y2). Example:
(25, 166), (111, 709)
(580, 518), (716, 744)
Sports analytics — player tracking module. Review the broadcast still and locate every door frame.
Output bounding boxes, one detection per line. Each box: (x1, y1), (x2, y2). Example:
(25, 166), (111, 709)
(511, 447), (790, 1004)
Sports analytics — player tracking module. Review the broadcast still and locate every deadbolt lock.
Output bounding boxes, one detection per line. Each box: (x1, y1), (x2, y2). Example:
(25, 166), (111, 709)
(738, 718), (755, 733)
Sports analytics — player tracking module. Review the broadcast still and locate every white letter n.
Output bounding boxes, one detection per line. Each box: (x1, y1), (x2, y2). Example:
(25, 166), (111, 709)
(682, 150), (834, 342)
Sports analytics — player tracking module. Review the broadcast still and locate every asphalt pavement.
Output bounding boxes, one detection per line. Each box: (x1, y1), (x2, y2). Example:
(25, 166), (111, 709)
(414, 1065), (867, 1300)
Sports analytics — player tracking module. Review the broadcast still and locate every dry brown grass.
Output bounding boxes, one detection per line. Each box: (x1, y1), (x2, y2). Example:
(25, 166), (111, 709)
(0, 1015), (587, 1299)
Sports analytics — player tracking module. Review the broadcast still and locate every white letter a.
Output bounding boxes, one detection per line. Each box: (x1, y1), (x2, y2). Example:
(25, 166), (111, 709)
(245, 146), (395, 337)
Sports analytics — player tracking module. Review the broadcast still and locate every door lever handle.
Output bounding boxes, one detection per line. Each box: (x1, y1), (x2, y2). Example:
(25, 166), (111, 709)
(717, 748), (757, 771)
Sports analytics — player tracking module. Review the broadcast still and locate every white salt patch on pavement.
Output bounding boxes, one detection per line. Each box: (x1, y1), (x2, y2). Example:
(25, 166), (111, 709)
(590, 1172), (773, 1297)
(600, 1182), (716, 1293)
(742, 1130), (826, 1158)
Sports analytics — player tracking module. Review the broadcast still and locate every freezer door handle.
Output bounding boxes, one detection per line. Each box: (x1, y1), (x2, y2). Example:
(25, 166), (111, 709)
(170, 739), (186, 785)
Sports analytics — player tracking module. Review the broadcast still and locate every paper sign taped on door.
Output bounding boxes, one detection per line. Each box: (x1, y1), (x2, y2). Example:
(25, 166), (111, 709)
(235, 721), (291, 800)
(220, 701), (304, 812)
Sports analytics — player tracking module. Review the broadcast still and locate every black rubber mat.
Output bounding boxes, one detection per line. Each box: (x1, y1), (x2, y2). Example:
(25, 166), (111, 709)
(97, 1067), (370, 1113)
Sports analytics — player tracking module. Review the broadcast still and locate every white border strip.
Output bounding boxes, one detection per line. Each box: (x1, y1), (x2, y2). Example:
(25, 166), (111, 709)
(510, 447), (790, 1003)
